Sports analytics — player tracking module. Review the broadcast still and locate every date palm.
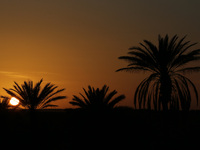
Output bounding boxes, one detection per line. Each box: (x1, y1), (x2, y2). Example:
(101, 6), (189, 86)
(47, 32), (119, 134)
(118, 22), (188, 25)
(3, 79), (66, 110)
(70, 85), (125, 111)
(117, 35), (200, 111)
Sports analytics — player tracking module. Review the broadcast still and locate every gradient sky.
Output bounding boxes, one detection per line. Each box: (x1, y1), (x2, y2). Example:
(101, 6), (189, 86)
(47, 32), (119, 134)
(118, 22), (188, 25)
(0, 0), (200, 109)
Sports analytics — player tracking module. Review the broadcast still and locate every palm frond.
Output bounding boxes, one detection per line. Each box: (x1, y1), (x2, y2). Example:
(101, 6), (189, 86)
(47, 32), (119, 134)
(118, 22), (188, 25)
(104, 90), (117, 104)
(116, 67), (149, 72)
(40, 104), (58, 109)
(0, 96), (10, 110)
(38, 83), (56, 101)
(174, 73), (198, 105)
(134, 73), (158, 109)
(176, 67), (200, 73)
(69, 101), (85, 108)
(3, 88), (23, 102)
(127, 51), (159, 72)
(40, 96), (66, 109)
(70, 95), (88, 108)
(79, 93), (90, 105)
(108, 95), (125, 108)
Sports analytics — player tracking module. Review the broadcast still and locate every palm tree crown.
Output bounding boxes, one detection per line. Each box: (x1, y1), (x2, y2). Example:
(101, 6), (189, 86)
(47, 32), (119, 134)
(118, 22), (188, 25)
(117, 34), (200, 111)
(70, 85), (125, 111)
(3, 79), (66, 110)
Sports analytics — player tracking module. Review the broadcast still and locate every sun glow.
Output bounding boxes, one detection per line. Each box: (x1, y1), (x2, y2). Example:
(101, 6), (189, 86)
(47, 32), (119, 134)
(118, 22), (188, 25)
(9, 97), (19, 106)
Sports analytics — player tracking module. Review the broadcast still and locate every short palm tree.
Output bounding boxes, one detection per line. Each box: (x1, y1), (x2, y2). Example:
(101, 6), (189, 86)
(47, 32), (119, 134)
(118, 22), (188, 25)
(0, 96), (11, 110)
(70, 85), (125, 111)
(117, 35), (200, 111)
(3, 79), (66, 110)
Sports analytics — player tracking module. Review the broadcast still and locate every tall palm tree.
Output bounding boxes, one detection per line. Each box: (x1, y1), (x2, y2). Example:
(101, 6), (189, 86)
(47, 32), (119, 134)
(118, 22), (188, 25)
(3, 79), (66, 110)
(70, 85), (125, 111)
(117, 35), (200, 111)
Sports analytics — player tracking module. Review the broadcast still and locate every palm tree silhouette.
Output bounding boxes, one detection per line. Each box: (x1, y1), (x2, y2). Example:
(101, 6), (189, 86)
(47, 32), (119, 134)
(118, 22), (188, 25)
(70, 85), (125, 111)
(117, 35), (200, 111)
(0, 96), (12, 110)
(3, 79), (66, 111)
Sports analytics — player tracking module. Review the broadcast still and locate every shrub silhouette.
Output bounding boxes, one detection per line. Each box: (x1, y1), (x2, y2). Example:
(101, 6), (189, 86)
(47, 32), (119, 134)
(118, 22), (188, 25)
(117, 34), (200, 111)
(70, 85), (125, 112)
(3, 79), (66, 110)
(0, 96), (14, 110)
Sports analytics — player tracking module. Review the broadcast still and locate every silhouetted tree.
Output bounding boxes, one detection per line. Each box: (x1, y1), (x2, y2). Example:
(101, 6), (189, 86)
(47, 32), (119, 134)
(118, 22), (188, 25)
(70, 85), (125, 112)
(3, 79), (66, 111)
(117, 35), (200, 111)
(0, 96), (11, 110)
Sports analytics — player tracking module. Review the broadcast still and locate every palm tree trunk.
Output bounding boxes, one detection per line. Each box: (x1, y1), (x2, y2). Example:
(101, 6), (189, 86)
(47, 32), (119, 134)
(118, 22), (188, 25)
(159, 73), (172, 111)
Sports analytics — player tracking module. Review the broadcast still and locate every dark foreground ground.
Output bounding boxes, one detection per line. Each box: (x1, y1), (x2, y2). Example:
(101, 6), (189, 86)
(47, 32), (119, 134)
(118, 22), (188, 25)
(1, 108), (200, 150)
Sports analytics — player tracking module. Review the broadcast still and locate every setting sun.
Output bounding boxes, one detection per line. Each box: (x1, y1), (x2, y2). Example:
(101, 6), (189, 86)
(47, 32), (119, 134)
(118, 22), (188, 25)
(9, 97), (19, 106)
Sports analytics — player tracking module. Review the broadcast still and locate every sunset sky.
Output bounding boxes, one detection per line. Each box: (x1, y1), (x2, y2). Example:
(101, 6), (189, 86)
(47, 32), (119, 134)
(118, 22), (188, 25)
(0, 0), (200, 109)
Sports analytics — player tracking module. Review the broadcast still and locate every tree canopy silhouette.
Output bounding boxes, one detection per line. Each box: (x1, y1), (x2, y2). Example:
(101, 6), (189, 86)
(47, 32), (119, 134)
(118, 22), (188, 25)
(70, 85), (125, 111)
(117, 34), (200, 111)
(3, 79), (66, 110)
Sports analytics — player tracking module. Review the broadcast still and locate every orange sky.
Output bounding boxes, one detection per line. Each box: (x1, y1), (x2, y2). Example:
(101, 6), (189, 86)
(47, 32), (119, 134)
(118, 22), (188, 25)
(0, 0), (200, 109)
